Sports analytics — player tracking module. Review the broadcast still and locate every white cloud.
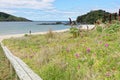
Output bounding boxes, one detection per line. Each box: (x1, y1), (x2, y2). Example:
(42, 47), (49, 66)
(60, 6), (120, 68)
(0, 0), (119, 21)
(0, 9), (17, 14)
(0, 0), (55, 10)
(39, 10), (82, 20)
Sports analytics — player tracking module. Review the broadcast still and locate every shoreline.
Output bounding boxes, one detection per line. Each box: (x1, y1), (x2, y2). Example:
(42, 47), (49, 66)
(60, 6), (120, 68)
(0, 25), (95, 42)
(0, 29), (69, 42)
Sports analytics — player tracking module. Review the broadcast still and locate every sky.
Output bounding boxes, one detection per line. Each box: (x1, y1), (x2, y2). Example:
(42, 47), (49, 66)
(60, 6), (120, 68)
(0, 0), (120, 21)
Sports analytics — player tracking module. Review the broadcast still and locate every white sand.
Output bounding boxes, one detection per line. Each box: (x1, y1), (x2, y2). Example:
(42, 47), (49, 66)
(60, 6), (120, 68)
(0, 25), (95, 42)
(78, 25), (95, 30)
(0, 29), (69, 42)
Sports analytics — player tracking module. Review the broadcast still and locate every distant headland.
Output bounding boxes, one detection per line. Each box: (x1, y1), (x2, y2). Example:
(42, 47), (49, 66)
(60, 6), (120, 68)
(0, 12), (31, 21)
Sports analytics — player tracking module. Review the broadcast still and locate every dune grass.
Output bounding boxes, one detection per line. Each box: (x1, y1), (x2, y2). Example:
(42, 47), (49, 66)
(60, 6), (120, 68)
(0, 45), (16, 80)
(3, 22), (120, 80)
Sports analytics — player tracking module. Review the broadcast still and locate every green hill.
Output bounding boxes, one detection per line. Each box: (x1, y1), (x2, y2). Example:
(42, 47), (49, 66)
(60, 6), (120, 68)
(0, 12), (31, 21)
(76, 10), (115, 24)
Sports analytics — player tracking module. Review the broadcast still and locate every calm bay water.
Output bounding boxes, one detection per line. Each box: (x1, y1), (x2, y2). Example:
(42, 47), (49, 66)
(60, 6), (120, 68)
(0, 21), (70, 35)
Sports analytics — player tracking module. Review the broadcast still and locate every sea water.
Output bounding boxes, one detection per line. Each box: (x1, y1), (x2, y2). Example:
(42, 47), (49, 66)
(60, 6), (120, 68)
(0, 21), (70, 35)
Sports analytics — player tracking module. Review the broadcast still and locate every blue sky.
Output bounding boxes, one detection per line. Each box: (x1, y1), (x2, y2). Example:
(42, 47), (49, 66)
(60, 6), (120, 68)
(0, 0), (120, 21)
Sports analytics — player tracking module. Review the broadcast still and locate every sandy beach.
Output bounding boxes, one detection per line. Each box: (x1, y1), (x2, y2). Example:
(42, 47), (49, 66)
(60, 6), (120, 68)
(79, 25), (95, 30)
(0, 29), (69, 42)
(0, 25), (95, 42)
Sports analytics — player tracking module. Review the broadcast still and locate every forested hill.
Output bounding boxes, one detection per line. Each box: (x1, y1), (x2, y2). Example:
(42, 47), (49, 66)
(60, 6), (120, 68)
(0, 12), (31, 21)
(76, 10), (115, 24)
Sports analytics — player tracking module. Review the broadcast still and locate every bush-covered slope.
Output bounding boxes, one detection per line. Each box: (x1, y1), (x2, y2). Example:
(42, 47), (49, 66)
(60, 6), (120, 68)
(77, 10), (115, 24)
(0, 12), (31, 21)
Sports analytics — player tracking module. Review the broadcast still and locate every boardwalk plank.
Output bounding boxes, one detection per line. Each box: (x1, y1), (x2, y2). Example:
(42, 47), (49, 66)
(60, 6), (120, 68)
(1, 43), (42, 80)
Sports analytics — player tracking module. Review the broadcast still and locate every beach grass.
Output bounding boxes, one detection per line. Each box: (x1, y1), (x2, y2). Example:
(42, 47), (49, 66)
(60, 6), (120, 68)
(3, 21), (120, 80)
(0, 45), (16, 80)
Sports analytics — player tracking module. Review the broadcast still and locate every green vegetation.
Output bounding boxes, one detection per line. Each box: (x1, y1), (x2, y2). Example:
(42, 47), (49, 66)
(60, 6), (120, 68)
(46, 29), (55, 39)
(77, 10), (115, 24)
(0, 45), (16, 80)
(70, 27), (79, 38)
(3, 22), (120, 80)
(96, 26), (103, 32)
(105, 22), (120, 34)
(0, 12), (31, 21)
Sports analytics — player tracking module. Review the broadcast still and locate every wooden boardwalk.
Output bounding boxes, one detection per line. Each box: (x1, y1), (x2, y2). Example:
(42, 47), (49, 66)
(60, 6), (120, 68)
(1, 43), (42, 80)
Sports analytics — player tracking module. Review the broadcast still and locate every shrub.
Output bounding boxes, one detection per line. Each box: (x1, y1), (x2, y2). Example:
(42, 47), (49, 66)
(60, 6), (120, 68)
(70, 27), (79, 38)
(24, 34), (28, 37)
(96, 26), (103, 32)
(46, 29), (54, 38)
(105, 23), (120, 33)
(102, 34), (117, 41)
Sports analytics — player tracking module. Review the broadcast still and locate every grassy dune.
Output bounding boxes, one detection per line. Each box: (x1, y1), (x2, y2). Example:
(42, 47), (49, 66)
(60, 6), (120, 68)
(0, 45), (16, 80)
(3, 22), (120, 80)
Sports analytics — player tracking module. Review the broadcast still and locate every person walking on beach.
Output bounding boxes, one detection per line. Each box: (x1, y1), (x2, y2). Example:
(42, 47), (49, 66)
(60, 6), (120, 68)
(29, 30), (31, 35)
(87, 25), (89, 30)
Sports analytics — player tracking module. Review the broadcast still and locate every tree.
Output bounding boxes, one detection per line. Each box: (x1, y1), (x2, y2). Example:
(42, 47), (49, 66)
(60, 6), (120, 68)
(69, 18), (72, 25)
(76, 10), (115, 24)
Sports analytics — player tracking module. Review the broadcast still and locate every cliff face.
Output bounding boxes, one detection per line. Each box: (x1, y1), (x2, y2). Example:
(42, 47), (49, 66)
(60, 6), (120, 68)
(77, 10), (115, 24)
(0, 12), (31, 21)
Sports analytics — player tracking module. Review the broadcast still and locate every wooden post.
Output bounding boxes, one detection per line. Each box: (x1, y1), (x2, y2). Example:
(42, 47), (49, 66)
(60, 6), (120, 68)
(118, 9), (120, 21)
(109, 14), (112, 23)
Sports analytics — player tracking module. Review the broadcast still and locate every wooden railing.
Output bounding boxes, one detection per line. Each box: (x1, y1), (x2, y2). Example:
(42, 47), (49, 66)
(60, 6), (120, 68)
(1, 43), (42, 80)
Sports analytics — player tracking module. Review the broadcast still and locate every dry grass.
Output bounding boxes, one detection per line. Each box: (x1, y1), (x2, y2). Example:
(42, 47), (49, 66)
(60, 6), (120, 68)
(3, 22), (120, 80)
(0, 45), (16, 80)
